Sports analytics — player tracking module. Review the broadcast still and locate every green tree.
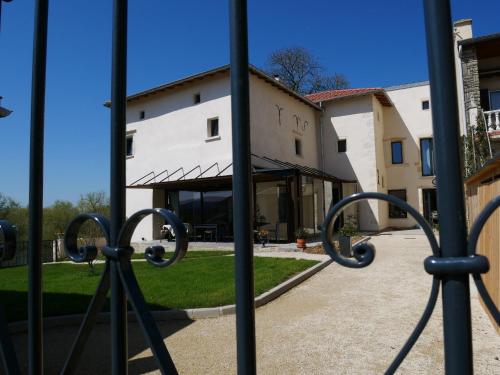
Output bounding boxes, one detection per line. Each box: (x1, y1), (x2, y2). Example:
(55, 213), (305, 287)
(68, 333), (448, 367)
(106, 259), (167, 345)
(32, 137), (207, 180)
(43, 200), (79, 240)
(0, 193), (28, 242)
(77, 191), (110, 240)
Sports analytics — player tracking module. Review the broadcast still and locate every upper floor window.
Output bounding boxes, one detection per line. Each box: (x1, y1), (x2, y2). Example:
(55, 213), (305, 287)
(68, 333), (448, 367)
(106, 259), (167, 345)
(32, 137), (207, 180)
(420, 138), (434, 176)
(194, 93), (201, 104)
(207, 118), (219, 138)
(391, 141), (403, 164)
(422, 100), (430, 110)
(126, 136), (134, 157)
(139, 110), (145, 119)
(338, 139), (347, 153)
(295, 139), (302, 156)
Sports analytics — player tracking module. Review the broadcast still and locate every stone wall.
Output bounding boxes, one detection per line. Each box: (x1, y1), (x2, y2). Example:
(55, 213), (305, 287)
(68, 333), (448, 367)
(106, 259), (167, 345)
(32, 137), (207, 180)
(461, 45), (480, 126)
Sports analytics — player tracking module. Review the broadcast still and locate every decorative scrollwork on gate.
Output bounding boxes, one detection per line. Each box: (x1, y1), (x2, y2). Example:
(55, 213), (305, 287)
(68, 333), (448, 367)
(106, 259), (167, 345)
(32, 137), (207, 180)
(61, 208), (188, 374)
(0, 220), (21, 375)
(321, 191), (495, 374)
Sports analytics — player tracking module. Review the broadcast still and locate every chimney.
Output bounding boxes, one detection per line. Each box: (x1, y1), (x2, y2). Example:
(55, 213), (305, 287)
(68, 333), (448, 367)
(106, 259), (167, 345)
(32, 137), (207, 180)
(454, 19), (473, 41)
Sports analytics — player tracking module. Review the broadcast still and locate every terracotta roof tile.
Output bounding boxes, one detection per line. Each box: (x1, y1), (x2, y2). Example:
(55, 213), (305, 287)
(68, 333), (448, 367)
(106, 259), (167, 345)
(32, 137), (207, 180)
(305, 88), (384, 103)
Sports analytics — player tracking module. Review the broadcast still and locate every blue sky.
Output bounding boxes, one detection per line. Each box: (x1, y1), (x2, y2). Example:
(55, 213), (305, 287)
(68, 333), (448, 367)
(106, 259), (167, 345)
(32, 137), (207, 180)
(1, 0), (499, 206)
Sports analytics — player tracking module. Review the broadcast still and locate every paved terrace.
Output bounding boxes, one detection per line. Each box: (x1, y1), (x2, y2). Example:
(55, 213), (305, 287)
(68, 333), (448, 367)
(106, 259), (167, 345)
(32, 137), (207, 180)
(12, 232), (500, 374)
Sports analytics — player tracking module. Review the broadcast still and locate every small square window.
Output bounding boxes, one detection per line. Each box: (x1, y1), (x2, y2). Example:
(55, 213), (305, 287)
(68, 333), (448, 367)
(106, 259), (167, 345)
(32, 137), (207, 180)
(338, 139), (346, 153)
(391, 141), (403, 164)
(194, 93), (201, 104)
(208, 118), (219, 138)
(139, 110), (145, 119)
(295, 139), (302, 156)
(126, 136), (134, 157)
(422, 100), (430, 110)
(388, 189), (407, 218)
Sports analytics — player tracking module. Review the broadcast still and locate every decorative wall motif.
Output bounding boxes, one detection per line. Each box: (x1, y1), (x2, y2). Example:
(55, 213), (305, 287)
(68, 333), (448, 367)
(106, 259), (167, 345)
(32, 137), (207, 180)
(275, 104), (284, 126)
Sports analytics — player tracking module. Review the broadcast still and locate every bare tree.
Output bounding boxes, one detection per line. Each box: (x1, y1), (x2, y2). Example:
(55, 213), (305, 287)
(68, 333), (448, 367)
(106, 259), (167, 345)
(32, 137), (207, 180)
(266, 46), (349, 95)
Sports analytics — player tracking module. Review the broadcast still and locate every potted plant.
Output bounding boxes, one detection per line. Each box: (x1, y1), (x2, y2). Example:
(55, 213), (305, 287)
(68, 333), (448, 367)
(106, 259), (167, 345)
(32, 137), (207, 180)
(258, 229), (269, 247)
(295, 227), (309, 249)
(338, 215), (358, 257)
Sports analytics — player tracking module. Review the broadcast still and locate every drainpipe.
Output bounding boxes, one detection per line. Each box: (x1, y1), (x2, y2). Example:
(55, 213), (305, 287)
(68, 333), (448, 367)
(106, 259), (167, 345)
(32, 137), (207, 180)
(319, 101), (325, 173)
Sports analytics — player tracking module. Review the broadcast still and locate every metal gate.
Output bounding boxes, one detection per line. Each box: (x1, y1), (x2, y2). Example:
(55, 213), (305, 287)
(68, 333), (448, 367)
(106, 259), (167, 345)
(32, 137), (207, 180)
(0, 0), (499, 374)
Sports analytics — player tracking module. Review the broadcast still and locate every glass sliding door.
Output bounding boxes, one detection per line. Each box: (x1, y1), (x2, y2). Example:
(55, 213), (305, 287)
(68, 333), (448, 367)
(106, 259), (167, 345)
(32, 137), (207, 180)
(202, 190), (233, 240)
(301, 176), (315, 235)
(313, 178), (325, 237)
(179, 191), (202, 225)
(255, 181), (288, 242)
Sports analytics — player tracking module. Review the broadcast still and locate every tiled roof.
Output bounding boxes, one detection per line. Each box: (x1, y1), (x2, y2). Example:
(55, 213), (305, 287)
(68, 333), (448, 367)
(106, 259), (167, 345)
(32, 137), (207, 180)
(305, 88), (392, 106)
(305, 88), (382, 102)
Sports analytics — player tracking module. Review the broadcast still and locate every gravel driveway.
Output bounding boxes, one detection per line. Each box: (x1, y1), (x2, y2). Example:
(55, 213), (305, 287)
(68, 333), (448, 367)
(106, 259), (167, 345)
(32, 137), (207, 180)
(12, 233), (500, 374)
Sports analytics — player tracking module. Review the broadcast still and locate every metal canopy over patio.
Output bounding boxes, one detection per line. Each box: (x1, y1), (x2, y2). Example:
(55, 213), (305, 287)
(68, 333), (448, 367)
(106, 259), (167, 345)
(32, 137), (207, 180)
(127, 154), (355, 243)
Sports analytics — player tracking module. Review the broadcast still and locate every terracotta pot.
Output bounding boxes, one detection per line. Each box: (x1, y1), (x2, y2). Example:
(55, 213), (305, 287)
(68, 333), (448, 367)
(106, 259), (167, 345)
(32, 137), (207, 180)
(296, 238), (306, 249)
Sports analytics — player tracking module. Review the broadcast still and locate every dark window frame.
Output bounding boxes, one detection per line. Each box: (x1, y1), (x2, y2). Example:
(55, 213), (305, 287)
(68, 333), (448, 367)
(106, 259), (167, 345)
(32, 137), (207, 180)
(295, 138), (302, 156)
(208, 118), (219, 138)
(420, 137), (435, 176)
(391, 141), (403, 164)
(422, 100), (430, 110)
(126, 136), (134, 157)
(388, 189), (408, 218)
(338, 139), (347, 153)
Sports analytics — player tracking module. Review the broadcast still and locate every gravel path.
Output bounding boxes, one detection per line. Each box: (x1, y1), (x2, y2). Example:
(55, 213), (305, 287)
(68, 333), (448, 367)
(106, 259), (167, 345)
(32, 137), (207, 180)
(12, 234), (499, 374)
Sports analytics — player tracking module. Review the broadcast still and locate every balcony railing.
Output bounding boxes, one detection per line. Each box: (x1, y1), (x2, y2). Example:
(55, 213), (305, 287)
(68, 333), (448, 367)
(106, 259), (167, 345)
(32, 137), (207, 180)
(484, 109), (500, 131)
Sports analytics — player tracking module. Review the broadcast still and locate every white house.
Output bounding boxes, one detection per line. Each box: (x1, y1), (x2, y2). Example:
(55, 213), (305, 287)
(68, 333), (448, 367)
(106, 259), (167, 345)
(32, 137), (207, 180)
(119, 65), (436, 242)
(306, 82), (436, 232)
(122, 66), (353, 243)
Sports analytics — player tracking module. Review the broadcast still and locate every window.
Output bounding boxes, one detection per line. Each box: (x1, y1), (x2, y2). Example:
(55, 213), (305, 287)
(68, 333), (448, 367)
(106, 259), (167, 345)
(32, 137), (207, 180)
(194, 93), (201, 104)
(139, 110), (145, 119)
(388, 189), (407, 218)
(295, 139), (302, 156)
(391, 141), (403, 164)
(422, 100), (430, 110)
(338, 139), (346, 153)
(490, 91), (500, 111)
(207, 118), (219, 138)
(420, 138), (435, 176)
(126, 136), (134, 157)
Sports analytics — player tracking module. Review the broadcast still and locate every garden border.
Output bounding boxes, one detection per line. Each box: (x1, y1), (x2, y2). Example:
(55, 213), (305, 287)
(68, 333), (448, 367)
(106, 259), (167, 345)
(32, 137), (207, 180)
(8, 238), (370, 333)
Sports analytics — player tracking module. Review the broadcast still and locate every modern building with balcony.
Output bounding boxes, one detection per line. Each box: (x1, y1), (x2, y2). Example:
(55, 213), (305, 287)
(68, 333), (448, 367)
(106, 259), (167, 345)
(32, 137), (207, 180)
(454, 19), (500, 154)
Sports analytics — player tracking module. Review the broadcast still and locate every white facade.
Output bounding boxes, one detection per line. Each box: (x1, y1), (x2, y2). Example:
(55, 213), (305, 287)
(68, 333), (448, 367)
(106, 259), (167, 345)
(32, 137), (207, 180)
(123, 66), (436, 240)
(124, 67), (325, 242)
(314, 82), (435, 231)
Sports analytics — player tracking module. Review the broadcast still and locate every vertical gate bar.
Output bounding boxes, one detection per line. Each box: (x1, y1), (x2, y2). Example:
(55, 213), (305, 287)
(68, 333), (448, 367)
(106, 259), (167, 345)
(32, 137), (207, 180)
(110, 0), (128, 374)
(422, 1), (473, 374)
(229, 0), (256, 374)
(28, 0), (49, 374)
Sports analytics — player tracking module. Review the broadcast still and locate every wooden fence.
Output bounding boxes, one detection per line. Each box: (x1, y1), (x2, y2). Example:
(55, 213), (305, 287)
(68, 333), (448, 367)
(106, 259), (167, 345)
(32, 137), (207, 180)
(465, 156), (500, 333)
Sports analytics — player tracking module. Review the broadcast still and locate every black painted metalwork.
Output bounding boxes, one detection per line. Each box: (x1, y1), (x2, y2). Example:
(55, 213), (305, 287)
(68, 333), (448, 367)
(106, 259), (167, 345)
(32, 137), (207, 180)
(229, 0), (257, 374)
(109, 0), (128, 372)
(28, 1), (49, 374)
(423, 1), (473, 373)
(60, 209), (187, 374)
(0, 221), (21, 375)
(0, 0), (498, 374)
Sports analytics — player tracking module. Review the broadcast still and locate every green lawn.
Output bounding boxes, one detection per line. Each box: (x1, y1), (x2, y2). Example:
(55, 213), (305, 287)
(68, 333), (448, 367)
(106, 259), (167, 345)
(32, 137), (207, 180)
(0, 253), (318, 322)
